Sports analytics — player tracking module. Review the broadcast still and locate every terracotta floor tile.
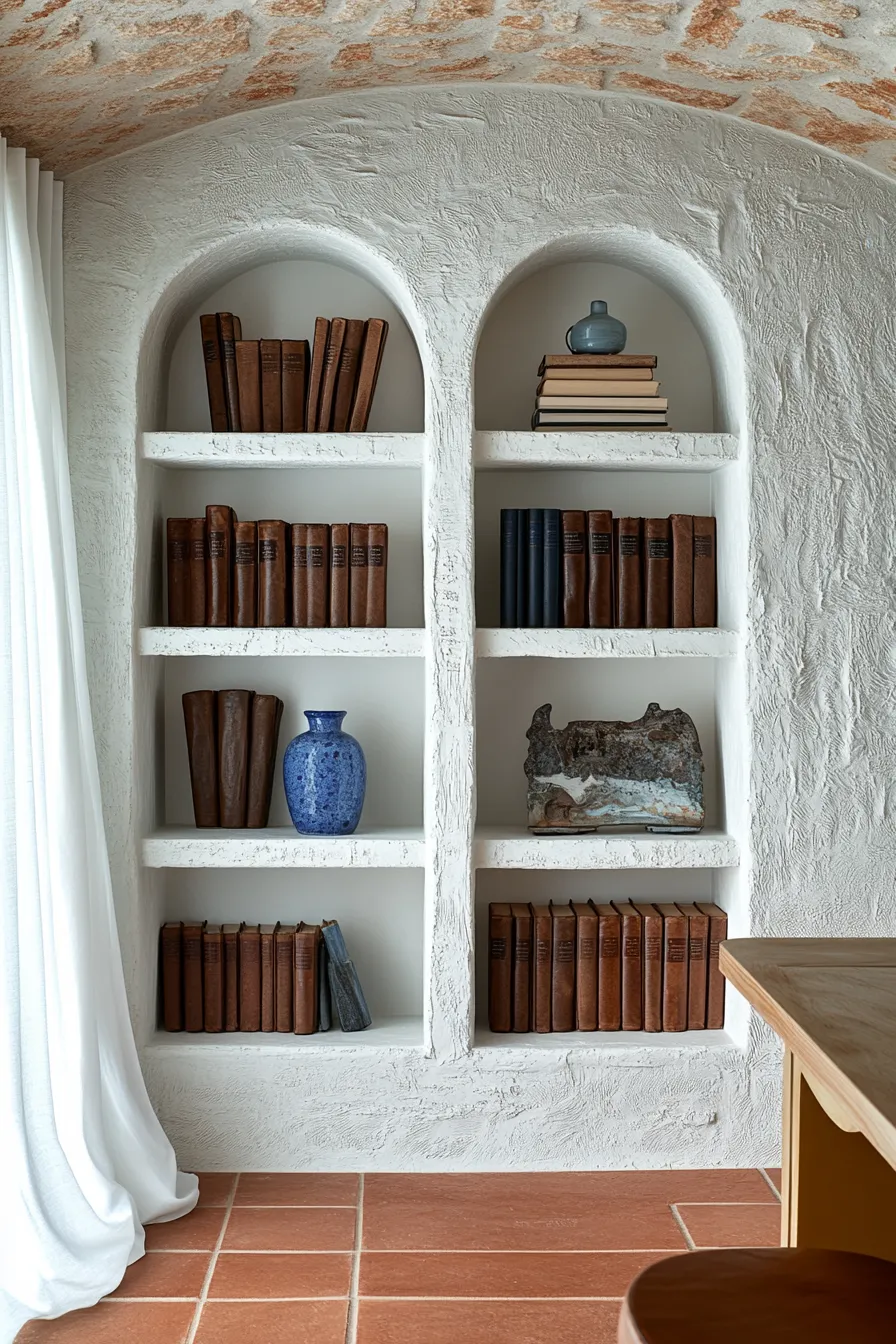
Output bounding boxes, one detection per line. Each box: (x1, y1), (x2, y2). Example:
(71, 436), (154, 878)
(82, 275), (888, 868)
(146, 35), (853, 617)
(16, 1301), (196, 1342)
(357, 1298), (621, 1344)
(359, 1249), (679, 1298)
(194, 1300), (347, 1343)
(223, 1206), (356, 1251)
(675, 1202), (782, 1248)
(209, 1252), (352, 1298)
(144, 1206), (226, 1252)
(193, 1173), (237, 1207)
(764, 1167), (782, 1195)
(106, 1252), (211, 1299)
(234, 1173), (358, 1206)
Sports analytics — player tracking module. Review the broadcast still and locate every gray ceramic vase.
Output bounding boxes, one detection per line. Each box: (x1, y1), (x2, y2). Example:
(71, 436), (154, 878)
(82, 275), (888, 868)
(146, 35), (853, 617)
(565, 300), (627, 355)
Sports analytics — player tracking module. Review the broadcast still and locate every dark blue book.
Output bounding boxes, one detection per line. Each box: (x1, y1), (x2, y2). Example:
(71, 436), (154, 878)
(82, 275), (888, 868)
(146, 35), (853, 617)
(526, 509), (544, 628)
(321, 920), (371, 1032)
(500, 509), (519, 628)
(515, 509), (526, 625)
(543, 509), (561, 627)
(318, 935), (331, 1031)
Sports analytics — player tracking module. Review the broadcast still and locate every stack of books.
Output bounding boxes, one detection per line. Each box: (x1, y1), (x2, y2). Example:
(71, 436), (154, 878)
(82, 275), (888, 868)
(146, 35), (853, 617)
(182, 689), (284, 829)
(160, 918), (371, 1035)
(532, 353), (666, 431)
(488, 900), (727, 1034)
(200, 312), (388, 433)
(167, 507), (388, 628)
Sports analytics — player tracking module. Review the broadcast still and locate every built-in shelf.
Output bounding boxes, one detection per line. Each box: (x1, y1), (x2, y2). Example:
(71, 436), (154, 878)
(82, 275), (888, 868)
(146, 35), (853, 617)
(474, 430), (738, 471)
(142, 826), (425, 868)
(138, 627), (424, 657)
(476, 628), (739, 658)
(143, 1017), (424, 1053)
(474, 826), (739, 869)
(141, 431), (425, 467)
(473, 1028), (737, 1052)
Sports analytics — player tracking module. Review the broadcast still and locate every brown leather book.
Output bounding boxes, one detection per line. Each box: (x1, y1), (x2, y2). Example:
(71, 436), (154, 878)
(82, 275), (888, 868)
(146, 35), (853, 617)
(275, 924), (295, 1032)
(223, 922), (241, 1031)
(260, 923), (278, 1032)
(282, 339), (309, 432)
(329, 523), (349, 627)
(257, 519), (288, 627)
(307, 523), (330, 628)
(166, 519), (190, 626)
(510, 903), (532, 1033)
(670, 514), (694, 628)
(633, 903), (663, 1032)
(693, 516), (717, 627)
(200, 314), (229, 432)
(160, 922), (183, 1032)
(349, 523), (370, 628)
(305, 317), (329, 432)
(561, 510), (586, 628)
(203, 924), (224, 1032)
(187, 517), (206, 627)
(644, 517), (672, 627)
(348, 319), (389, 431)
(182, 920), (204, 1032)
(217, 689), (251, 827)
(233, 520), (257, 628)
(592, 902), (621, 1031)
(290, 523), (309, 626)
(246, 694), (284, 828)
(366, 523), (387, 627)
(217, 313), (241, 430)
(294, 922), (320, 1035)
(260, 338), (282, 433)
(235, 340), (261, 432)
(611, 901), (642, 1031)
(539, 353), (657, 372)
(530, 903), (552, 1033)
(587, 510), (613, 628)
(677, 903), (709, 1030)
(239, 924), (261, 1031)
(571, 901), (598, 1031)
(205, 504), (234, 626)
(616, 517), (643, 628)
(182, 690), (218, 827)
(332, 318), (365, 432)
(657, 904), (688, 1032)
(317, 317), (346, 432)
(487, 902), (512, 1033)
(697, 902), (728, 1029)
(550, 901), (576, 1032)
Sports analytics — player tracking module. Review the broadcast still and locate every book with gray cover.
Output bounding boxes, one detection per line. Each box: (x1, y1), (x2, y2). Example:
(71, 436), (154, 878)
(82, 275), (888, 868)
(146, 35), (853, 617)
(321, 920), (371, 1032)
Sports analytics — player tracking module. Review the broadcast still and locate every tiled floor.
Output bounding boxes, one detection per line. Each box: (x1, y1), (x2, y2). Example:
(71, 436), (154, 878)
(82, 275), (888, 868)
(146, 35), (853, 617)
(16, 1167), (782, 1344)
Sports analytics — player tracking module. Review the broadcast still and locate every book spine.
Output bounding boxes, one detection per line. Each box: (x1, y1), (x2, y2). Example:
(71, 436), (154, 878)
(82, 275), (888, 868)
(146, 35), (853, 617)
(318, 938), (331, 1032)
(530, 907), (552, 1033)
(348, 319), (388, 432)
(616, 905), (643, 1031)
(670, 514), (694, 628)
(260, 926), (277, 1032)
(160, 923), (183, 1031)
(223, 924), (240, 1032)
(332, 318), (365, 432)
(294, 925), (319, 1035)
(660, 908), (688, 1032)
(317, 317), (346, 431)
(515, 510), (526, 628)
(639, 907), (663, 1032)
(257, 520), (288, 627)
(217, 313), (241, 431)
(561, 510), (586, 628)
(511, 907), (532, 1033)
(500, 509), (518, 628)
(698, 903), (728, 1030)
(366, 523), (387, 627)
(281, 339), (309, 433)
(205, 504), (233, 627)
(328, 957), (372, 1031)
(260, 338), (282, 433)
(550, 909), (576, 1032)
(587, 510), (613, 628)
(182, 690), (218, 827)
(275, 928), (294, 1032)
(644, 517), (672, 628)
(245, 694), (284, 829)
(616, 516), (643, 628)
(349, 523), (370, 628)
(290, 523), (309, 627)
(526, 509), (544, 628)
(539, 354), (658, 372)
(203, 925), (224, 1032)
(573, 905), (598, 1032)
(232, 520), (257, 629)
(305, 317), (329, 433)
(234, 340), (261, 433)
(187, 517), (206, 627)
(597, 909), (621, 1031)
(487, 904), (512, 1033)
(693, 516), (717, 627)
(683, 906), (709, 1030)
(239, 925), (261, 1031)
(166, 518), (190, 626)
(542, 508), (561, 627)
(217, 689), (252, 828)
(200, 314), (229, 432)
(329, 523), (349, 627)
(182, 922), (204, 1032)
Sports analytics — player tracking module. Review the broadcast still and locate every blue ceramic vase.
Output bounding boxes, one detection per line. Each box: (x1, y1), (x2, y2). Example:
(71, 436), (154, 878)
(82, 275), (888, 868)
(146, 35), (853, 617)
(283, 711), (366, 836)
(566, 300), (627, 355)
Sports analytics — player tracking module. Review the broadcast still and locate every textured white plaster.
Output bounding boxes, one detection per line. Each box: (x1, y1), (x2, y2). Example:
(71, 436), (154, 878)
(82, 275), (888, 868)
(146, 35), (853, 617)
(474, 827), (740, 870)
(476, 629), (739, 658)
(143, 431), (425, 468)
(475, 430), (738, 470)
(142, 826), (425, 868)
(138, 628), (424, 657)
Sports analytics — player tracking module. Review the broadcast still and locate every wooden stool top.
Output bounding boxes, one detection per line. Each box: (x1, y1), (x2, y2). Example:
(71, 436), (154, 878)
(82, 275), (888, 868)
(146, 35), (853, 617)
(620, 1248), (896, 1343)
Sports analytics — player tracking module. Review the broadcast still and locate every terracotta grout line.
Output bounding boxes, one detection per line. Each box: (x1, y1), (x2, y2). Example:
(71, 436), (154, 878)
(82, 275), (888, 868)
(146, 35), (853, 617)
(344, 1173), (365, 1344)
(184, 1173), (239, 1341)
(674, 1201), (779, 1207)
(669, 1204), (697, 1252)
(758, 1168), (782, 1202)
(147, 1246), (687, 1256)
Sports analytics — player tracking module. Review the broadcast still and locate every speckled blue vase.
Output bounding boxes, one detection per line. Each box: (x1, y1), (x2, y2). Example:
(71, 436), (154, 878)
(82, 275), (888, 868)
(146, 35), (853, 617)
(283, 711), (366, 836)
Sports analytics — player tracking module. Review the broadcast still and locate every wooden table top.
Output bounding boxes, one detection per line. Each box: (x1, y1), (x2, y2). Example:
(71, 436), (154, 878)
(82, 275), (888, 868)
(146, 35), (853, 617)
(720, 939), (896, 1171)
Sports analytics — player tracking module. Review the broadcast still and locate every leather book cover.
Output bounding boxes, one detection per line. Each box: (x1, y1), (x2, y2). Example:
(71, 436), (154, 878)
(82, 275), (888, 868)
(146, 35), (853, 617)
(542, 508), (561, 627)
(294, 922), (320, 1035)
(205, 503), (234, 627)
(348, 318), (388, 431)
(677, 903), (709, 1030)
(657, 903), (688, 1032)
(329, 523), (349, 627)
(246, 693), (284, 828)
(260, 338), (282, 433)
(612, 517), (619, 624)
(182, 690), (218, 827)
(187, 517), (206, 627)
(587, 510), (612, 628)
(275, 924), (295, 1032)
(693, 516), (717, 627)
(200, 313), (229, 432)
(500, 509), (520, 628)
(233, 520), (257, 629)
(234, 340), (261, 433)
(203, 924), (224, 1033)
(571, 902), (598, 1032)
(260, 923), (278, 1032)
(670, 514), (694, 627)
(281, 338), (309, 433)
(510, 903), (532, 1033)
(593, 902), (621, 1031)
(366, 523), (387, 627)
(561, 510), (586, 628)
(307, 523), (330, 628)
(257, 519), (288, 627)
(216, 313), (241, 430)
(317, 317), (346, 432)
(539, 353), (657, 372)
(349, 523), (370, 628)
(487, 902), (513, 1033)
(239, 924), (261, 1031)
(644, 517), (672, 628)
(160, 922), (183, 1032)
(290, 523), (309, 626)
(550, 901), (576, 1032)
(612, 901), (643, 1031)
(305, 317), (329, 432)
(182, 920), (204, 1032)
(697, 902), (728, 1029)
(217, 689), (252, 828)
(166, 518), (190, 626)
(530, 903), (553, 1033)
(616, 516), (643, 628)
(526, 509), (544, 628)
(633, 903), (663, 1032)
(223, 922), (241, 1032)
(331, 318), (365, 432)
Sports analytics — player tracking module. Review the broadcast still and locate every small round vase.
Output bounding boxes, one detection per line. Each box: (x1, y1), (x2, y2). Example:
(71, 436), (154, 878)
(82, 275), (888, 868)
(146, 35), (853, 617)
(283, 710), (367, 836)
(566, 300), (627, 355)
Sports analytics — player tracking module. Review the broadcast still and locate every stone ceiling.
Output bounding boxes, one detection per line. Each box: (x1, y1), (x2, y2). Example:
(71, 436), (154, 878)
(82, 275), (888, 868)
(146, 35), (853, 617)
(1, 0), (895, 176)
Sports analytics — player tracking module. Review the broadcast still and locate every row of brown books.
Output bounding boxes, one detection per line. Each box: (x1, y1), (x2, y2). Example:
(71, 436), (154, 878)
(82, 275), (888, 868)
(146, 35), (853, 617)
(488, 900), (727, 1034)
(531, 354), (668, 431)
(167, 508), (388, 627)
(160, 918), (370, 1035)
(500, 510), (716, 628)
(183, 690), (283, 829)
(201, 312), (388, 433)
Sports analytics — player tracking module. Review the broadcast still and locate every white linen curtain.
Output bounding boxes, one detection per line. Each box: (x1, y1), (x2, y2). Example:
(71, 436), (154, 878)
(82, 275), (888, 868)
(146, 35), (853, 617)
(0, 143), (197, 1340)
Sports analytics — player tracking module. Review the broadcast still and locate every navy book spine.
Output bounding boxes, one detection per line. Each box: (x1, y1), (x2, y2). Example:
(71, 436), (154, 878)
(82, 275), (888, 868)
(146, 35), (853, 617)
(543, 508), (561, 627)
(515, 509), (526, 625)
(526, 509), (544, 628)
(500, 509), (518, 628)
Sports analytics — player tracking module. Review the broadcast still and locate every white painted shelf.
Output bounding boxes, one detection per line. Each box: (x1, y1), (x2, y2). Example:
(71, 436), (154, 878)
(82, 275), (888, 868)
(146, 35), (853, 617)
(138, 627), (424, 657)
(476, 628), (739, 658)
(474, 430), (738, 470)
(143, 1017), (424, 1053)
(474, 826), (739, 869)
(473, 1028), (737, 1053)
(141, 431), (424, 467)
(142, 826), (425, 868)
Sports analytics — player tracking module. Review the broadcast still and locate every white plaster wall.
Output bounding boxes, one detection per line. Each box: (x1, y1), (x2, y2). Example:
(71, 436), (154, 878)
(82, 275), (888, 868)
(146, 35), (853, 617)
(64, 87), (896, 1171)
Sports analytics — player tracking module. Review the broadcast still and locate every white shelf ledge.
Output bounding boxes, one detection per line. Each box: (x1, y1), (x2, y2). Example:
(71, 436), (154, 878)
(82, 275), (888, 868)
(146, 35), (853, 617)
(141, 431), (424, 467)
(474, 826), (739, 870)
(476, 628), (739, 658)
(138, 627), (424, 657)
(474, 430), (738, 471)
(143, 1017), (424, 1054)
(473, 1028), (737, 1054)
(141, 826), (425, 868)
